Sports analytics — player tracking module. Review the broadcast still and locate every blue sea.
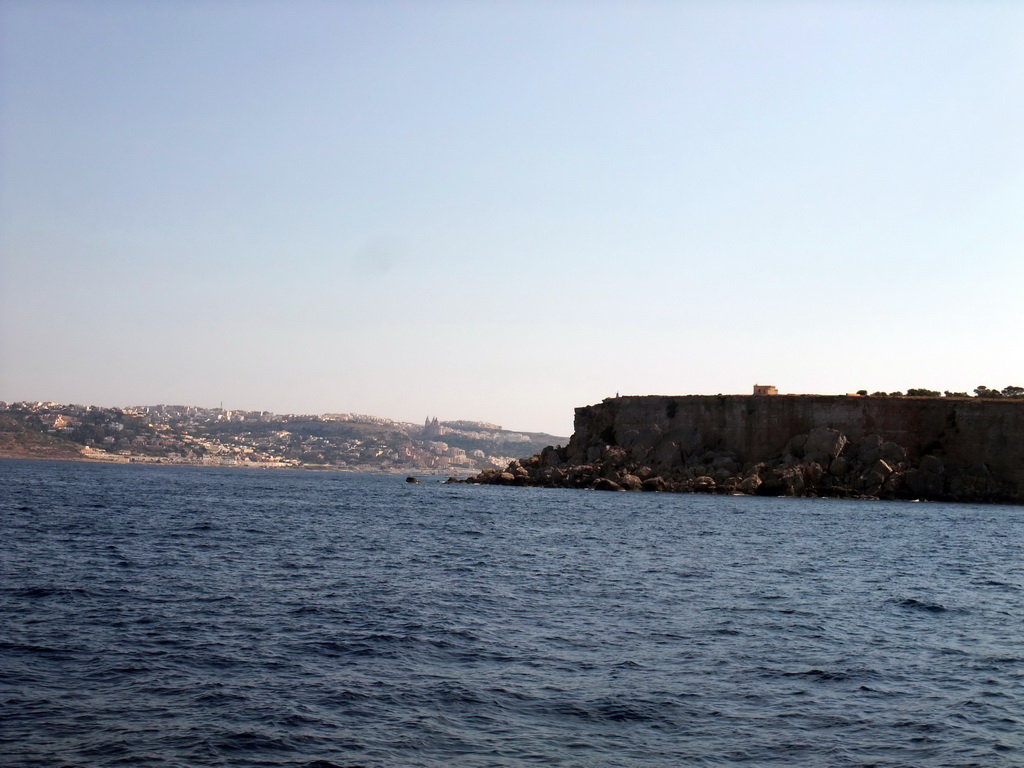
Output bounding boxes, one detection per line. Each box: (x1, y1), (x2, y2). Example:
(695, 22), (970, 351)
(1, 459), (1022, 767)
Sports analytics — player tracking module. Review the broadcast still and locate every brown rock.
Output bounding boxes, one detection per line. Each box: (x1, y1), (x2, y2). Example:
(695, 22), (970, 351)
(620, 474), (643, 491)
(694, 476), (716, 492)
(739, 474), (762, 493)
(642, 477), (667, 492)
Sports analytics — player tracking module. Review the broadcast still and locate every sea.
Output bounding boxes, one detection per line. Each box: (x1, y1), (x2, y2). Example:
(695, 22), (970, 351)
(1, 459), (1022, 767)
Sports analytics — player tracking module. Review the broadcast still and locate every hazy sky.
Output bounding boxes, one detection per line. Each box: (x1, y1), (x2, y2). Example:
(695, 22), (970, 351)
(2, 1), (1022, 435)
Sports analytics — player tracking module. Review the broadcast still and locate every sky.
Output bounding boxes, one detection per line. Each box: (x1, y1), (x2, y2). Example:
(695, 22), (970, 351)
(2, 0), (1023, 436)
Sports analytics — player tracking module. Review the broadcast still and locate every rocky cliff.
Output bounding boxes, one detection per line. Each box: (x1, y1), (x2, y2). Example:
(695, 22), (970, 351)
(468, 395), (1024, 503)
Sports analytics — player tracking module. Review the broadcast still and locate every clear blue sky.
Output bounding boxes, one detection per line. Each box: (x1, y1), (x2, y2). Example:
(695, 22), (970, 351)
(2, 1), (1022, 435)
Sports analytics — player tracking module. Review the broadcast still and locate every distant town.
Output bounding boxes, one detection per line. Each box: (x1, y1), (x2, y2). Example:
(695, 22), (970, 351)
(0, 401), (568, 473)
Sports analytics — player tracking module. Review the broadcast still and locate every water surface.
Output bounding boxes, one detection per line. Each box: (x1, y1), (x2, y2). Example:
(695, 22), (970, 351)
(2, 460), (1022, 766)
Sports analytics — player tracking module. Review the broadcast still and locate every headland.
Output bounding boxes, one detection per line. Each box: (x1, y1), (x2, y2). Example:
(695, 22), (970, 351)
(468, 394), (1024, 503)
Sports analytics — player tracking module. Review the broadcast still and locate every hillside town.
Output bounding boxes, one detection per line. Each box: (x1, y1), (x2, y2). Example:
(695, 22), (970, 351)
(0, 401), (566, 473)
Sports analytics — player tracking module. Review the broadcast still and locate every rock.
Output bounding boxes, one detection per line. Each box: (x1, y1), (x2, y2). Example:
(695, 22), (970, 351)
(443, 476), (459, 484)
(853, 459), (891, 495)
(879, 441), (907, 464)
(713, 468), (734, 484)
(758, 468), (787, 495)
(739, 474), (762, 493)
(635, 465), (656, 481)
(829, 456), (849, 477)
(719, 476), (742, 493)
(872, 459), (893, 477)
(592, 478), (623, 491)
(602, 445), (629, 467)
(642, 477), (667, 492)
(786, 434), (808, 458)
(620, 474), (643, 491)
(781, 467), (805, 495)
(712, 456), (740, 474)
(880, 472), (905, 498)
(540, 445), (563, 467)
(405, 476), (420, 484)
(859, 435), (884, 465)
(498, 472), (516, 485)
(805, 426), (848, 461)
(805, 462), (825, 485)
(693, 476), (716, 492)
(469, 468), (497, 484)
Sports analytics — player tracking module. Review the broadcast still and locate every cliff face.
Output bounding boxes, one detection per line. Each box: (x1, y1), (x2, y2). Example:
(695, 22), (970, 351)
(471, 395), (1024, 503)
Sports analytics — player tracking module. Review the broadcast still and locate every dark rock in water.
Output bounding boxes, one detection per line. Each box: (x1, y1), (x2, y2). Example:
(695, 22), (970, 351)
(642, 476), (667, 492)
(619, 474), (643, 491)
(693, 476), (716, 493)
(592, 478), (623, 492)
(443, 476), (460, 484)
(405, 476), (420, 484)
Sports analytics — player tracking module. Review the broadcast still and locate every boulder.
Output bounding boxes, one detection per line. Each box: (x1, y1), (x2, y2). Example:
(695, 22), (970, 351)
(601, 445), (629, 467)
(719, 476), (743, 493)
(712, 455), (741, 474)
(713, 468), (734, 484)
(620, 474), (644, 491)
(804, 462), (825, 485)
(739, 474), (763, 493)
(786, 434), (808, 458)
(540, 445), (564, 468)
(781, 467), (805, 495)
(693, 476), (716, 492)
(858, 435), (884, 465)
(642, 477), (667, 492)
(829, 456), (850, 477)
(592, 477), (623, 492)
(879, 441), (907, 464)
(635, 465), (656, 481)
(805, 426), (848, 461)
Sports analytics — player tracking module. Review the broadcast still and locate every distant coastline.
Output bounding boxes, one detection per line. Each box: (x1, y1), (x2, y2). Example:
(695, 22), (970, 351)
(0, 402), (566, 475)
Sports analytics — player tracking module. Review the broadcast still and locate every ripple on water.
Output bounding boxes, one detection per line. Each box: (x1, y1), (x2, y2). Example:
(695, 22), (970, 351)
(1, 461), (1023, 767)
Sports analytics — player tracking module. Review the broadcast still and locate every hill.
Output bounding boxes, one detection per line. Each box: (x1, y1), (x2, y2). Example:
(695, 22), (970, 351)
(0, 401), (568, 473)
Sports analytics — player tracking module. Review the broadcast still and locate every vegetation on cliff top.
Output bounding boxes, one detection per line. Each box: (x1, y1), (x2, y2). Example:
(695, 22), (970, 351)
(857, 385), (1023, 399)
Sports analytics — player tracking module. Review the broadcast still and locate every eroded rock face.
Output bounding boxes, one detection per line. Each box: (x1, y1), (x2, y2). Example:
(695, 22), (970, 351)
(466, 395), (1024, 503)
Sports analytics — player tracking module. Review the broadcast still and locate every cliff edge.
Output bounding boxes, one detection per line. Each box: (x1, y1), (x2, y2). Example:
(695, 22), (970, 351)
(468, 395), (1024, 503)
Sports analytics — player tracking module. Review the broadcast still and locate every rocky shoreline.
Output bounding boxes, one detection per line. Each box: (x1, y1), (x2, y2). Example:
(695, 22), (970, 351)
(465, 396), (1024, 503)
